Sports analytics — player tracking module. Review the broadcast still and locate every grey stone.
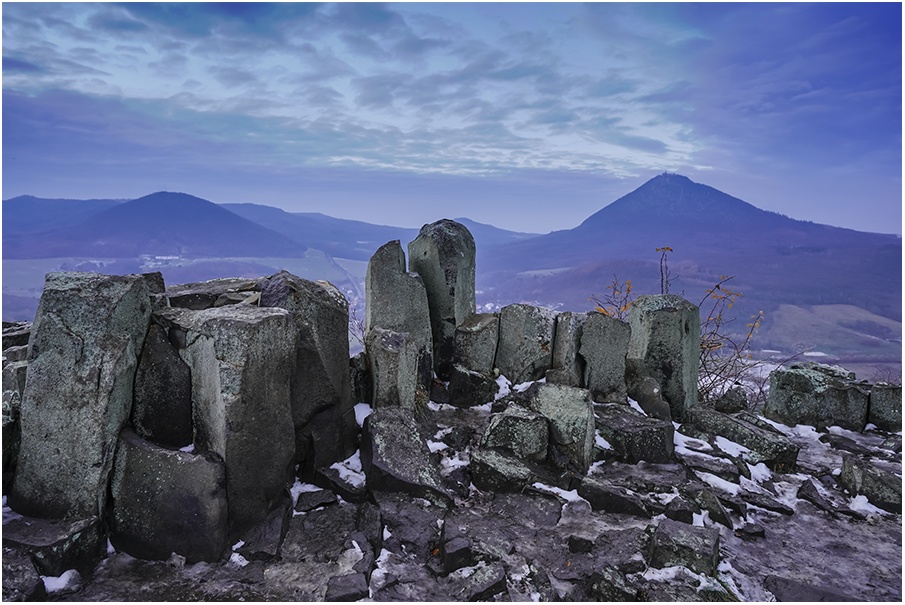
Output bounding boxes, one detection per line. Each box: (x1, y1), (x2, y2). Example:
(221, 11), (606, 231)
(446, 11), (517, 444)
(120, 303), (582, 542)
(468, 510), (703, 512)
(838, 457), (901, 513)
(213, 291), (260, 307)
(526, 384), (596, 472)
(407, 219), (476, 380)
(166, 277), (261, 310)
(131, 324), (193, 448)
(685, 407), (799, 472)
(2, 358), (26, 494)
(1, 322), (30, 350)
(869, 383), (902, 432)
(763, 574), (859, 602)
(314, 466), (368, 504)
(495, 303), (556, 385)
(365, 240), (432, 387)
(627, 375), (671, 421)
(295, 406), (349, 482)
(578, 476), (651, 518)
(480, 404), (548, 462)
(441, 536), (475, 575)
(295, 489), (338, 513)
(734, 522), (765, 541)
(470, 447), (537, 492)
(647, 518), (720, 577)
(2, 345), (28, 363)
(167, 305), (296, 538)
(325, 572), (369, 602)
(454, 313), (499, 375)
(10, 272), (151, 519)
(447, 363), (499, 408)
(547, 312), (588, 388)
(2, 515), (104, 576)
(682, 484), (733, 529)
(627, 294), (700, 421)
(109, 429), (228, 563)
(366, 329), (428, 416)
(594, 402), (675, 464)
(664, 496), (698, 524)
(2, 546), (46, 602)
(765, 364), (870, 431)
(236, 494), (292, 562)
(452, 561), (507, 601)
(580, 313), (630, 403)
(260, 271), (355, 458)
(715, 385), (748, 413)
(349, 351), (372, 405)
(740, 491), (795, 516)
(796, 477), (836, 515)
(360, 408), (450, 506)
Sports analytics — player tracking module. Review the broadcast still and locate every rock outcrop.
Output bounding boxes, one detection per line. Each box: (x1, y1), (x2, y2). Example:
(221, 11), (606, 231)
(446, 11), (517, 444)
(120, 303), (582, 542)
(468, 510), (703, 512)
(495, 303), (556, 385)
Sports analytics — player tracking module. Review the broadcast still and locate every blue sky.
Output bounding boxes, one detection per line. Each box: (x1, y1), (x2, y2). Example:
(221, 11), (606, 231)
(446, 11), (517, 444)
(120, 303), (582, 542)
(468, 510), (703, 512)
(3, 2), (901, 234)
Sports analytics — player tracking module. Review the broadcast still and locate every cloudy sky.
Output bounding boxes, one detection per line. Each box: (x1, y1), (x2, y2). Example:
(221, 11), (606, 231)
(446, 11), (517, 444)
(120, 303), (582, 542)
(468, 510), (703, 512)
(3, 2), (901, 234)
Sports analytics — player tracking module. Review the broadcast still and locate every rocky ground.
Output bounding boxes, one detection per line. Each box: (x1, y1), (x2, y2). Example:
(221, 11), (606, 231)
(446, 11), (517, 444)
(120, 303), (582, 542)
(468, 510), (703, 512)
(6, 380), (900, 602)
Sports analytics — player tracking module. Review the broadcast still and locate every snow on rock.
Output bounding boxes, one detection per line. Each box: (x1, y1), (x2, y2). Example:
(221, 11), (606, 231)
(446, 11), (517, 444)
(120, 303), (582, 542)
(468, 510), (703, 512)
(229, 552), (249, 567)
(290, 479), (323, 508)
(747, 463), (772, 483)
(714, 436), (751, 458)
(627, 397), (646, 416)
(530, 482), (588, 505)
(178, 444), (195, 453)
(427, 440), (449, 453)
(595, 431), (614, 450)
(354, 402), (373, 427)
(694, 471), (741, 496)
(330, 450), (366, 488)
(850, 494), (889, 516)
(495, 375), (512, 400)
(674, 431), (713, 455)
(41, 570), (81, 595)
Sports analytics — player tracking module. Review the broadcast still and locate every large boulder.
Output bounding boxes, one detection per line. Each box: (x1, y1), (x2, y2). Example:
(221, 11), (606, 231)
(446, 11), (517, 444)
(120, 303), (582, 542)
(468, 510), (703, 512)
(525, 383), (596, 472)
(647, 518), (720, 577)
(360, 407), (451, 506)
(546, 312), (588, 388)
(594, 403), (674, 464)
(366, 329), (429, 416)
(2, 515), (104, 576)
(260, 271), (356, 459)
(162, 305), (296, 539)
(685, 407), (799, 472)
(470, 447), (538, 493)
(869, 383), (902, 432)
(447, 363), (499, 408)
(627, 295), (700, 421)
(10, 272), (152, 519)
(495, 304), (556, 385)
(765, 363), (870, 431)
(480, 404), (549, 462)
(131, 324), (193, 448)
(580, 313), (630, 403)
(838, 457), (901, 514)
(166, 277), (262, 310)
(454, 313), (499, 375)
(109, 429), (228, 562)
(408, 220), (476, 380)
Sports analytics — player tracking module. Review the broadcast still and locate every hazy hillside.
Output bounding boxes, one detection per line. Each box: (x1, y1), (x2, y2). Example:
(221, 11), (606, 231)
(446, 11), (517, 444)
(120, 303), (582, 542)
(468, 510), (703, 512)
(3, 195), (124, 233)
(3, 192), (306, 259)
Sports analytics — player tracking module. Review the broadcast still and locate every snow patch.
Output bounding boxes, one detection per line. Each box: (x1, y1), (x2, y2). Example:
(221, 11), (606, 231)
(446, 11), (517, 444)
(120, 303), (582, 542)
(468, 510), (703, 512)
(229, 552), (249, 567)
(850, 494), (887, 516)
(715, 436), (751, 458)
(674, 431), (713, 454)
(106, 539), (116, 555)
(427, 440), (448, 453)
(440, 451), (470, 474)
(595, 432), (613, 450)
(694, 471), (741, 496)
(42, 570), (81, 594)
(495, 375), (512, 399)
(473, 401), (493, 412)
(354, 402), (373, 427)
(803, 351), (830, 357)
(427, 401), (456, 412)
(330, 450), (366, 488)
(433, 427), (453, 440)
(383, 526), (392, 540)
(178, 443), (195, 453)
(232, 540), (245, 551)
(747, 463), (772, 483)
(290, 479), (322, 509)
(513, 380), (535, 393)
(627, 397), (646, 415)
(531, 482), (588, 505)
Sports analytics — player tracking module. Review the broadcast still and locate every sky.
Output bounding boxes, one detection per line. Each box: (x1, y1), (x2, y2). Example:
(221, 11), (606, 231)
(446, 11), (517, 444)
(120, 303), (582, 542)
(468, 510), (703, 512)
(2, 2), (902, 234)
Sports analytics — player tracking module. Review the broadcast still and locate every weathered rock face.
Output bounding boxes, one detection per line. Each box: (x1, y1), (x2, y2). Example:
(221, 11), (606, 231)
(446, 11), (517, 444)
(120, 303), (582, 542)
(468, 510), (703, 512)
(360, 407), (450, 506)
(868, 383), (902, 432)
(839, 457), (901, 513)
(480, 405), (549, 462)
(260, 271), (355, 458)
(166, 277), (263, 310)
(579, 313), (630, 403)
(447, 363), (499, 408)
(131, 324), (193, 448)
(366, 329), (428, 415)
(2, 546), (46, 602)
(366, 241), (433, 404)
(594, 403), (674, 464)
(685, 407), (799, 472)
(2, 354), (27, 494)
(3, 515), (105, 576)
(408, 220), (476, 380)
(495, 304), (556, 385)
(525, 383), (596, 472)
(627, 294), (700, 421)
(765, 363), (870, 431)
(648, 518), (720, 577)
(163, 305), (296, 538)
(109, 429), (228, 563)
(10, 272), (152, 519)
(545, 311), (588, 388)
(454, 313), (499, 375)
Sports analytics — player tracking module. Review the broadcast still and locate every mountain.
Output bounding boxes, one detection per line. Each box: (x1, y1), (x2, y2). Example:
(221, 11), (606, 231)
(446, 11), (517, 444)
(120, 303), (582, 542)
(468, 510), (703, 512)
(2, 195), (125, 234)
(221, 204), (538, 261)
(479, 173), (901, 363)
(3, 192), (306, 259)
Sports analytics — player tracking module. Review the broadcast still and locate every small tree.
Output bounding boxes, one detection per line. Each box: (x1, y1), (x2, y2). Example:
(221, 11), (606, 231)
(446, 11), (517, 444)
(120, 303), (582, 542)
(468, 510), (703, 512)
(590, 275), (634, 320)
